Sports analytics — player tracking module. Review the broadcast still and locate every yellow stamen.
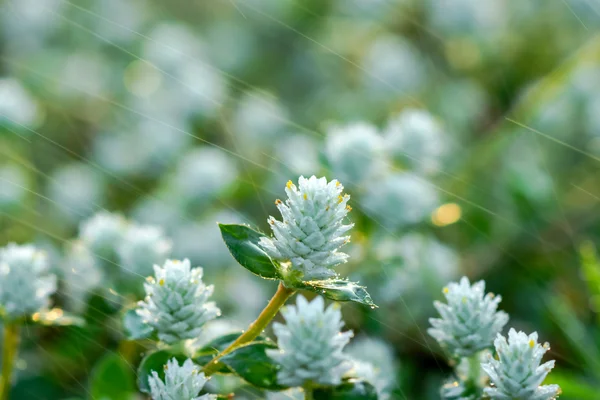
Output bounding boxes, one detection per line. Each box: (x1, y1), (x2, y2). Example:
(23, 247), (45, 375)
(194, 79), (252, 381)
(275, 199), (282, 205)
(346, 205), (352, 211)
(529, 339), (535, 348)
(338, 195), (344, 204)
(303, 193), (307, 200)
(286, 180), (293, 189)
(159, 278), (165, 286)
(443, 287), (449, 294)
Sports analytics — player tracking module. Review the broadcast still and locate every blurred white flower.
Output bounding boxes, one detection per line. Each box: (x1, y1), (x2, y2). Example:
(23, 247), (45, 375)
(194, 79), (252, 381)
(91, 0), (148, 44)
(259, 176), (353, 281)
(0, 243), (57, 320)
(117, 224), (172, 277)
(137, 259), (220, 344)
(266, 388), (304, 400)
(144, 23), (205, 73)
(148, 358), (215, 400)
(267, 295), (353, 387)
(346, 336), (398, 399)
(427, 0), (507, 37)
(384, 109), (447, 175)
(61, 242), (103, 312)
(325, 122), (387, 187)
(0, 78), (40, 129)
(482, 329), (560, 400)
(360, 173), (439, 230)
(79, 211), (127, 260)
(0, 165), (28, 209)
(1, 0), (62, 52)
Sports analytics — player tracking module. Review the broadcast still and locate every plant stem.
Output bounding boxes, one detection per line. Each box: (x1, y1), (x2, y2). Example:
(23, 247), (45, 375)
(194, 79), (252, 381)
(203, 282), (295, 375)
(304, 383), (314, 400)
(465, 353), (482, 395)
(0, 322), (21, 400)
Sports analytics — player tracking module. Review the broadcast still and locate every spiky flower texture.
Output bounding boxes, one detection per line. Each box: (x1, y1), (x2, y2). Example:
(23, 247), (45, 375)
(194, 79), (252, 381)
(0, 243), (57, 320)
(482, 329), (561, 400)
(259, 176), (353, 282)
(148, 358), (216, 400)
(429, 277), (509, 357)
(267, 295), (353, 387)
(136, 259), (220, 344)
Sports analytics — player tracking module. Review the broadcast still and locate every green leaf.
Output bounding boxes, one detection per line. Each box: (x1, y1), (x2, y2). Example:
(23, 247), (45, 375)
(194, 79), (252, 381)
(32, 308), (85, 327)
(294, 279), (377, 308)
(137, 350), (187, 393)
(123, 309), (154, 340)
(219, 342), (287, 390)
(218, 223), (282, 280)
(314, 380), (378, 400)
(90, 353), (137, 400)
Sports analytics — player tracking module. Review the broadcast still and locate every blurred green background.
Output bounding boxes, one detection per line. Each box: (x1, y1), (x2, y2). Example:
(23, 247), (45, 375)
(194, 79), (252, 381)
(2, 0), (600, 399)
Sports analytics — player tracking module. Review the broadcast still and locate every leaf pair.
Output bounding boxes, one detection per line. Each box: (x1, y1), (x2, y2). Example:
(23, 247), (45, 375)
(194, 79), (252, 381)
(219, 223), (376, 307)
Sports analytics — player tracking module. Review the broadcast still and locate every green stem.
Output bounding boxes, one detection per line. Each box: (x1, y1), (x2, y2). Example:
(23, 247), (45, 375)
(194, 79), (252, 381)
(465, 353), (482, 394)
(304, 383), (314, 400)
(203, 282), (295, 375)
(0, 322), (21, 400)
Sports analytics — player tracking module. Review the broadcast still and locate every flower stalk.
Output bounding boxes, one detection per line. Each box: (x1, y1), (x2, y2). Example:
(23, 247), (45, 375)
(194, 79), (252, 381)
(0, 322), (21, 400)
(203, 282), (295, 375)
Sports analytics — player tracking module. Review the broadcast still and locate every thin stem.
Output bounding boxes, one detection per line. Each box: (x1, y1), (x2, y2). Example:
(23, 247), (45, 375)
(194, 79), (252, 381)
(0, 322), (21, 400)
(203, 282), (295, 375)
(304, 383), (314, 400)
(465, 352), (482, 395)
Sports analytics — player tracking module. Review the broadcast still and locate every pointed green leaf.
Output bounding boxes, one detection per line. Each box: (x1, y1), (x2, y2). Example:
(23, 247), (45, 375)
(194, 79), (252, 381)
(219, 223), (282, 280)
(90, 353), (137, 400)
(31, 308), (85, 327)
(295, 280), (377, 308)
(137, 350), (187, 393)
(123, 309), (154, 340)
(314, 379), (378, 400)
(219, 342), (287, 390)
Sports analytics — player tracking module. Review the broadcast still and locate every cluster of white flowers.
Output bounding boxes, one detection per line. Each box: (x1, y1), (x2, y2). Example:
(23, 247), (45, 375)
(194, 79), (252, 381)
(136, 259), (220, 344)
(429, 277), (509, 358)
(117, 224), (172, 277)
(79, 211), (127, 259)
(259, 176), (353, 282)
(482, 329), (561, 400)
(148, 358), (216, 400)
(267, 295), (353, 387)
(0, 243), (57, 320)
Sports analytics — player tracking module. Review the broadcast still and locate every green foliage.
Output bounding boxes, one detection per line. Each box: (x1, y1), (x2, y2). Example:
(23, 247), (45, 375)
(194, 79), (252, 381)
(313, 380), (378, 400)
(137, 351), (188, 394)
(220, 342), (285, 390)
(90, 353), (137, 400)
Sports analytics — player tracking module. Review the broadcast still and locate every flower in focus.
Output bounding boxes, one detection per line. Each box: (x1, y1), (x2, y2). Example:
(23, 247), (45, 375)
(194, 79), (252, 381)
(148, 357), (216, 400)
(259, 176), (353, 282)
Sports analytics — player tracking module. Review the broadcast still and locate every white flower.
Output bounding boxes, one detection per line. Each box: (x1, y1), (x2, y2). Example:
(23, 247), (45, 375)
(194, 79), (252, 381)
(346, 336), (398, 399)
(79, 211), (126, 259)
(361, 173), (439, 230)
(136, 259), (220, 344)
(258, 176), (353, 281)
(384, 108), (447, 175)
(325, 122), (386, 186)
(0, 165), (28, 209)
(428, 277), (509, 357)
(148, 358), (216, 400)
(440, 379), (477, 400)
(117, 224), (172, 277)
(61, 242), (103, 312)
(266, 295), (353, 387)
(0, 243), (57, 319)
(482, 329), (561, 400)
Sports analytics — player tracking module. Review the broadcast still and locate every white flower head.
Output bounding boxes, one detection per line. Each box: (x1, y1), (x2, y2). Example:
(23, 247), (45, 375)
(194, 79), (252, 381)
(79, 211), (127, 259)
(0, 243), (57, 320)
(136, 259), (220, 344)
(428, 277), (509, 357)
(117, 224), (172, 277)
(148, 358), (216, 400)
(266, 295), (353, 387)
(258, 176), (353, 282)
(482, 329), (561, 400)
(61, 241), (103, 312)
(346, 336), (398, 399)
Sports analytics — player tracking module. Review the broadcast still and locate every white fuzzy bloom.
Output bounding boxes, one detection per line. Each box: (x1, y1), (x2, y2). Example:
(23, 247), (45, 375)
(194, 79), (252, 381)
(0, 243), (57, 319)
(61, 242), (103, 312)
(79, 211), (127, 259)
(117, 224), (172, 277)
(258, 176), (353, 281)
(136, 259), (220, 344)
(346, 336), (398, 399)
(148, 358), (216, 400)
(361, 173), (439, 230)
(429, 277), (509, 358)
(325, 123), (386, 186)
(482, 329), (561, 400)
(384, 108), (447, 175)
(267, 295), (353, 387)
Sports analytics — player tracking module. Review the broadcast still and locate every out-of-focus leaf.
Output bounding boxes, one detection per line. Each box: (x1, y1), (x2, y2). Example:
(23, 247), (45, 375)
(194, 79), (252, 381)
(219, 342), (286, 390)
(31, 308), (85, 327)
(219, 223), (282, 280)
(294, 279), (377, 308)
(314, 379), (378, 400)
(137, 350), (187, 394)
(90, 353), (137, 400)
(123, 309), (154, 340)
(547, 371), (600, 400)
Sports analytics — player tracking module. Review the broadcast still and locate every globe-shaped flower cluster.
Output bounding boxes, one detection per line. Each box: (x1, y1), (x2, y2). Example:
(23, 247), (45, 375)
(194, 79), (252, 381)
(136, 259), (220, 344)
(482, 329), (561, 400)
(118, 224), (172, 276)
(258, 176), (353, 282)
(79, 211), (126, 259)
(428, 277), (509, 357)
(148, 358), (216, 400)
(266, 295), (353, 387)
(0, 243), (57, 320)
